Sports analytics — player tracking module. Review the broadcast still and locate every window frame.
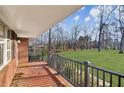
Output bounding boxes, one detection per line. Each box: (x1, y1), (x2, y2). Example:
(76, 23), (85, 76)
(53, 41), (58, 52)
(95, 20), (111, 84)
(0, 26), (12, 70)
(7, 39), (11, 62)
(0, 39), (4, 66)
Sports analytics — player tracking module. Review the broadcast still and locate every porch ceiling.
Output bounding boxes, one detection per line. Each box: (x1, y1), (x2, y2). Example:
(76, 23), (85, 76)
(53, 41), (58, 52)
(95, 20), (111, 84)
(0, 5), (82, 38)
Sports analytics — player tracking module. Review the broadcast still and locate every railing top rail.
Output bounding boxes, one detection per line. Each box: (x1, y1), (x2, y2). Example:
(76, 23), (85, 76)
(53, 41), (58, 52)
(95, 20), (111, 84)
(89, 64), (124, 78)
(56, 54), (85, 65)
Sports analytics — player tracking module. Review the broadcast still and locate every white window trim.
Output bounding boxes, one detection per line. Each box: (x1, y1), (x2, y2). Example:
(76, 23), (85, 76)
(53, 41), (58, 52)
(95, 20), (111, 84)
(0, 38), (6, 70)
(7, 39), (11, 62)
(0, 38), (11, 71)
(0, 40), (4, 66)
(0, 41), (4, 44)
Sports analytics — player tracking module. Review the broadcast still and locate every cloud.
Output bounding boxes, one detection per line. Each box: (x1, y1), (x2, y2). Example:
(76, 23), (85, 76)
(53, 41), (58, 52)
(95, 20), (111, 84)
(89, 7), (100, 22)
(89, 7), (100, 18)
(74, 15), (80, 21)
(95, 23), (99, 27)
(78, 7), (85, 12)
(85, 16), (90, 22)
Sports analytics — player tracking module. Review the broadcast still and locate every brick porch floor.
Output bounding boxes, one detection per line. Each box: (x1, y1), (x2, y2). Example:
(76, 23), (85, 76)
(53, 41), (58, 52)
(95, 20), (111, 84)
(10, 62), (71, 87)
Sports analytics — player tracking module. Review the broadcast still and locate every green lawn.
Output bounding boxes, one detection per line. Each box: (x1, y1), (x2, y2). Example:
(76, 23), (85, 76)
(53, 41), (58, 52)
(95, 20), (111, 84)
(59, 50), (124, 74)
(58, 50), (124, 86)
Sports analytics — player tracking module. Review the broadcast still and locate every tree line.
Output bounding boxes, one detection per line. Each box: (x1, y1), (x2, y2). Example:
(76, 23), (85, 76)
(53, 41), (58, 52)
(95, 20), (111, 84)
(29, 5), (124, 54)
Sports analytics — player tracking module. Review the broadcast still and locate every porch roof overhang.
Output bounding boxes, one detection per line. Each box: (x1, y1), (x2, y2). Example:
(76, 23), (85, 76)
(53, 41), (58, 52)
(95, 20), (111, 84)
(0, 5), (82, 38)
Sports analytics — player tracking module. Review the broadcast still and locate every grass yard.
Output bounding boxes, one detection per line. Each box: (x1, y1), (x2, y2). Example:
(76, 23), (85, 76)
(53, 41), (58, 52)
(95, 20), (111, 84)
(59, 50), (124, 74)
(59, 50), (124, 86)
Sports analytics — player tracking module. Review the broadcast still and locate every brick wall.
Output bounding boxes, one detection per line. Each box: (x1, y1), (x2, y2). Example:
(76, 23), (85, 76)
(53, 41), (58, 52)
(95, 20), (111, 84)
(18, 38), (29, 64)
(0, 36), (29, 86)
(0, 40), (18, 87)
(0, 59), (17, 86)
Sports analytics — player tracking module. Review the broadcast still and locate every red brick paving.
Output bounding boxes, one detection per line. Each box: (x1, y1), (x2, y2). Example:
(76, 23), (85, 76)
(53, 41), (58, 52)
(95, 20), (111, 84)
(10, 62), (64, 87)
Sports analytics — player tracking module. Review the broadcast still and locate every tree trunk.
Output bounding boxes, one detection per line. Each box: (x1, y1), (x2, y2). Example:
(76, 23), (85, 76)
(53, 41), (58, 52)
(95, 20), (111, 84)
(62, 43), (64, 51)
(98, 28), (102, 52)
(119, 31), (124, 54)
(73, 42), (76, 51)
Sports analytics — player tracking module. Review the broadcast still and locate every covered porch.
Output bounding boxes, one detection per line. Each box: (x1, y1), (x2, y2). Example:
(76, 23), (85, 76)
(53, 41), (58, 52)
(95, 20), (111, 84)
(0, 5), (124, 87)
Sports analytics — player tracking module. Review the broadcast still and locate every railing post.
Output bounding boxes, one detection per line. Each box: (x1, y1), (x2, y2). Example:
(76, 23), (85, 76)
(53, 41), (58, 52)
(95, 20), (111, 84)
(84, 61), (90, 87)
(56, 54), (58, 73)
(47, 53), (50, 66)
(56, 54), (60, 74)
(47, 53), (52, 66)
(41, 47), (43, 61)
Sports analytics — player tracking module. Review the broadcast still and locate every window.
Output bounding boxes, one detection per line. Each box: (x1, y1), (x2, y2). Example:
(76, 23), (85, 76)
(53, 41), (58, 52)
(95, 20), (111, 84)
(0, 23), (17, 70)
(7, 39), (11, 61)
(0, 38), (4, 65)
(0, 24), (4, 66)
(0, 26), (12, 70)
(5, 29), (11, 62)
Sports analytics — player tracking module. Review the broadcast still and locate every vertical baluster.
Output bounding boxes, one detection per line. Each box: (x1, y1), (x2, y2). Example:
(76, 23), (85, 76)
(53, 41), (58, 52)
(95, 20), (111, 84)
(68, 60), (70, 82)
(91, 67), (94, 87)
(59, 57), (61, 74)
(72, 62), (74, 85)
(103, 71), (105, 87)
(72, 61), (75, 85)
(74, 62), (77, 86)
(72, 61), (74, 84)
(67, 60), (69, 79)
(55, 55), (57, 71)
(70, 61), (73, 83)
(77, 63), (79, 86)
(118, 76), (121, 87)
(97, 69), (99, 87)
(60, 58), (65, 76)
(50, 55), (51, 67)
(63, 58), (65, 76)
(80, 63), (83, 87)
(56, 56), (58, 73)
(66, 59), (68, 79)
(66, 60), (68, 76)
(52, 55), (54, 68)
(52, 55), (53, 68)
(70, 60), (72, 82)
(110, 74), (112, 87)
(75, 62), (77, 85)
(65, 59), (67, 78)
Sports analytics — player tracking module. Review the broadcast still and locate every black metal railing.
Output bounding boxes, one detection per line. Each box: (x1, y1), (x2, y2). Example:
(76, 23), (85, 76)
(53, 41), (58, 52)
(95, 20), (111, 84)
(47, 53), (124, 87)
(29, 52), (48, 62)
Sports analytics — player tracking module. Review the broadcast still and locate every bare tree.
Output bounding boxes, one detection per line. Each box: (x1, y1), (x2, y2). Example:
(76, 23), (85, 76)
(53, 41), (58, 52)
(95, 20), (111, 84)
(57, 23), (65, 50)
(114, 6), (124, 53)
(88, 27), (96, 49)
(82, 25), (89, 49)
(97, 6), (116, 52)
(110, 22), (120, 50)
(71, 23), (81, 51)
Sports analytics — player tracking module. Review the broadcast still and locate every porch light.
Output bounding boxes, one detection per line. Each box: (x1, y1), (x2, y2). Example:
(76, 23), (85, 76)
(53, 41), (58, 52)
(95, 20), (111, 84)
(17, 40), (20, 43)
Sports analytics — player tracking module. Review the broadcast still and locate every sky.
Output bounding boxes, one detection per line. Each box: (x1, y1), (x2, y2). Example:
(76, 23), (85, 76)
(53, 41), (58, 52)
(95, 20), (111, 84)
(41, 5), (122, 41)
(63, 5), (95, 30)
(54, 5), (97, 40)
